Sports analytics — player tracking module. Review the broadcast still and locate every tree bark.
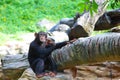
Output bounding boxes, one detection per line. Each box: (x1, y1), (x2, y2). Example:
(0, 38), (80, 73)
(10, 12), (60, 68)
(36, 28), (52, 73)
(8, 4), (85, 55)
(95, 9), (120, 30)
(52, 33), (120, 70)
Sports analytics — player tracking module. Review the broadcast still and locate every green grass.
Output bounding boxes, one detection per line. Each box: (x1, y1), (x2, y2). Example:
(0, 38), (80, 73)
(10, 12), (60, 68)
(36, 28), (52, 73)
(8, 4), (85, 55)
(0, 0), (82, 34)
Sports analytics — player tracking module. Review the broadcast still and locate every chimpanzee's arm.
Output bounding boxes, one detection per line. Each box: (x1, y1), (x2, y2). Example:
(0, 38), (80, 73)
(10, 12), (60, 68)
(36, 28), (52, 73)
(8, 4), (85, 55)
(54, 41), (67, 49)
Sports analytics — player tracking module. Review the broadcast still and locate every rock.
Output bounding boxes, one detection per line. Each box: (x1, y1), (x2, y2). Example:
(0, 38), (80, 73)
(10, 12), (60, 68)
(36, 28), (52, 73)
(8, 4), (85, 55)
(0, 58), (4, 79)
(59, 18), (74, 28)
(19, 33), (35, 44)
(4, 41), (30, 55)
(1, 54), (29, 80)
(36, 19), (55, 31)
(52, 24), (70, 33)
(18, 68), (73, 80)
(0, 46), (9, 57)
(19, 43), (29, 54)
(5, 41), (26, 55)
(0, 33), (34, 56)
(2, 54), (29, 69)
(48, 24), (70, 43)
(18, 68), (36, 80)
(75, 62), (120, 80)
(49, 18), (74, 32)
(48, 31), (69, 43)
(2, 68), (26, 80)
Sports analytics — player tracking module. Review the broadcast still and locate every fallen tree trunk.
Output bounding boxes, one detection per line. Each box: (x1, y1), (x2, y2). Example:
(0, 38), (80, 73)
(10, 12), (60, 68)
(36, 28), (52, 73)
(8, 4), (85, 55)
(52, 32), (120, 69)
(1, 32), (120, 79)
(95, 9), (120, 30)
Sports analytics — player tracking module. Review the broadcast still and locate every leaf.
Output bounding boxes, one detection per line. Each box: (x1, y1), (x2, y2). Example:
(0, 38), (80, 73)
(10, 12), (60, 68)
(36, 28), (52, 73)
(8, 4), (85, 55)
(90, 8), (93, 16)
(92, 0), (98, 13)
(77, 2), (85, 6)
(84, 0), (90, 3)
(78, 2), (86, 13)
(108, 0), (120, 9)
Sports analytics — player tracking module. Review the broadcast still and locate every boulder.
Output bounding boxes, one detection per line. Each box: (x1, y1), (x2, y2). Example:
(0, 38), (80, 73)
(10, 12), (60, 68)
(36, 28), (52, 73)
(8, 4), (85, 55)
(1, 54), (29, 80)
(0, 46), (9, 57)
(18, 68), (73, 80)
(51, 24), (70, 33)
(48, 31), (69, 43)
(36, 19), (55, 31)
(2, 54), (29, 69)
(49, 18), (74, 32)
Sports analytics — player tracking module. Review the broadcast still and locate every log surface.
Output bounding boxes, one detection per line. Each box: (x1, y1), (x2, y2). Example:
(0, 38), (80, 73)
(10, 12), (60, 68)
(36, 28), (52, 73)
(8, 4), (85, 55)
(52, 33), (120, 69)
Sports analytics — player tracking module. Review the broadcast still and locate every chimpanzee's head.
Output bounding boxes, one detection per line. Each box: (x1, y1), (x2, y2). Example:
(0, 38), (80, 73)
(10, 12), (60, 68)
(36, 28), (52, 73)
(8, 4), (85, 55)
(34, 31), (47, 44)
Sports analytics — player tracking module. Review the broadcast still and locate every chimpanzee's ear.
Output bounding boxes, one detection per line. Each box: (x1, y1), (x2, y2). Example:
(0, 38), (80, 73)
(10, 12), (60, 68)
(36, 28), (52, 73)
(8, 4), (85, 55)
(34, 32), (38, 37)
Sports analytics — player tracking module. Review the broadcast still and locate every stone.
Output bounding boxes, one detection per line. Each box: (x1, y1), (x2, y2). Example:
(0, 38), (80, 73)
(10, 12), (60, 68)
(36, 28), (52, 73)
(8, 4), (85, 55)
(2, 54), (29, 69)
(59, 18), (74, 28)
(0, 46), (9, 57)
(48, 24), (70, 43)
(48, 31), (69, 43)
(18, 68), (73, 80)
(1, 54), (29, 80)
(2, 68), (26, 80)
(53, 24), (70, 33)
(49, 18), (74, 32)
(36, 19), (55, 31)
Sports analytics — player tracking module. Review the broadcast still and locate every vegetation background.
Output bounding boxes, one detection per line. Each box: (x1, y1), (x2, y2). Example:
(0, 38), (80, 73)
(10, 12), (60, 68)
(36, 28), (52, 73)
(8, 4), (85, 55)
(0, 0), (119, 45)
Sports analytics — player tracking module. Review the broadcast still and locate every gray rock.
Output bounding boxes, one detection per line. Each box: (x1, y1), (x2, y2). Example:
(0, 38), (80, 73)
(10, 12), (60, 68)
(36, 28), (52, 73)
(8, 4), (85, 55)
(49, 18), (74, 32)
(19, 44), (29, 54)
(60, 18), (74, 28)
(18, 68), (73, 80)
(0, 46), (9, 58)
(36, 19), (55, 31)
(48, 31), (69, 43)
(53, 24), (70, 33)
(2, 54), (29, 69)
(1, 54), (29, 80)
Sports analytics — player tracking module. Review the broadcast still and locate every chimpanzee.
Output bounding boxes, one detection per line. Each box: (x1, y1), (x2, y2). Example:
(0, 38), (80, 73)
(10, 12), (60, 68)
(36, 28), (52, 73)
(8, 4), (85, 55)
(28, 31), (68, 78)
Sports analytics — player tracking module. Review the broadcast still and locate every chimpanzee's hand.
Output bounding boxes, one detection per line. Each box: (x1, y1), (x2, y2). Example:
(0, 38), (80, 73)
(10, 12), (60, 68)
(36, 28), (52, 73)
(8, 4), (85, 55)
(46, 38), (56, 46)
(67, 38), (77, 44)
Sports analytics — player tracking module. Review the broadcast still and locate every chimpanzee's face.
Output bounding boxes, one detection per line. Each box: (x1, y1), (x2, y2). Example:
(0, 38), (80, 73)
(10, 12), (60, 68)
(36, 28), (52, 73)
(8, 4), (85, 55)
(39, 35), (46, 42)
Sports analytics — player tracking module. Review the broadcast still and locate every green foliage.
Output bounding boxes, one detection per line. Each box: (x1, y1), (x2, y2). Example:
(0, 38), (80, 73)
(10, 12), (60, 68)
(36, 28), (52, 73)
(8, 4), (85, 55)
(0, 0), (81, 34)
(78, 0), (98, 16)
(108, 0), (120, 9)
(78, 0), (120, 16)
